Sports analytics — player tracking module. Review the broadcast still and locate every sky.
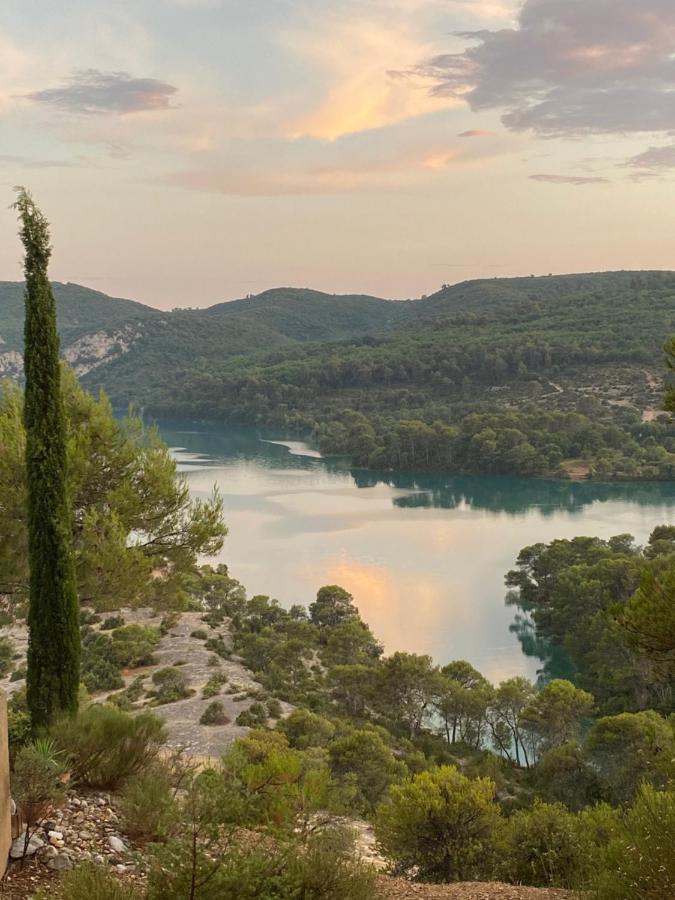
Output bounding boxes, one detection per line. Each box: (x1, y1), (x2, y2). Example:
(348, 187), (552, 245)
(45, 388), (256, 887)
(1, 0), (674, 309)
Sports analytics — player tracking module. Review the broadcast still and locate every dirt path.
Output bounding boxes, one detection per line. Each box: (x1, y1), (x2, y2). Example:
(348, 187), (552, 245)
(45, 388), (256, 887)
(377, 878), (579, 900)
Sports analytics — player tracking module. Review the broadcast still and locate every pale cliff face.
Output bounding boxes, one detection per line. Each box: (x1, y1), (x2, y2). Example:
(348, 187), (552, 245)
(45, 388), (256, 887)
(0, 326), (142, 380)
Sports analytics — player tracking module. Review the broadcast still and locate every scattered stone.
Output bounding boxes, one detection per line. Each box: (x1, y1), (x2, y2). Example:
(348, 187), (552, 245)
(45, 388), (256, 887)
(107, 835), (127, 854)
(10, 831), (44, 859)
(48, 829), (64, 844)
(47, 852), (73, 871)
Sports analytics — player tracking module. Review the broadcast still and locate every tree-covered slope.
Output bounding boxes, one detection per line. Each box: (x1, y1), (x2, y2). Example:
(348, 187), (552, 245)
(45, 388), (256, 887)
(140, 271), (675, 480)
(0, 281), (158, 351)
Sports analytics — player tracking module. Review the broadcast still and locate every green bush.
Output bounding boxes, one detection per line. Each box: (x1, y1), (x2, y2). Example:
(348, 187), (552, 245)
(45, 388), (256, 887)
(236, 702), (268, 728)
(152, 667), (190, 704)
(190, 629), (208, 640)
(205, 636), (230, 659)
(79, 609), (102, 626)
(200, 701), (230, 726)
(0, 637), (14, 677)
(147, 828), (375, 900)
(81, 633), (124, 693)
(594, 785), (675, 899)
(202, 673), (228, 699)
(267, 698), (283, 719)
(118, 764), (177, 843)
(159, 612), (182, 635)
(279, 709), (336, 749)
(374, 766), (502, 882)
(329, 730), (406, 813)
(111, 625), (161, 668)
(32, 862), (142, 899)
(11, 739), (68, 830)
(501, 800), (585, 888)
(101, 615), (125, 631)
(52, 704), (167, 789)
(10, 663), (26, 682)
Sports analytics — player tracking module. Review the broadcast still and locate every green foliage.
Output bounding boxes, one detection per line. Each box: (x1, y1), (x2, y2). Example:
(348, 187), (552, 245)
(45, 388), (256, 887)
(101, 615), (125, 631)
(151, 667), (190, 704)
(534, 742), (602, 811)
(329, 730), (406, 813)
(0, 369), (225, 613)
(147, 827), (376, 900)
(110, 625), (160, 668)
(594, 785), (675, 899)
(586, 710), (675, 803)
(81, 632), (124, 693)
(14, 188), (80, 728)
(204, 636), (230, 659)
(521, 679), (594, 757)
(279, 709), (336, 749)
(52, 704), (167, 789)
(621, 563), (675, 682)
(200, 701), (229, 726)
(202, 672), (227, 699)
(32, 862), (142, 900)
(310, 585), (359, 629)
(118, 764), (178, 843)
(501, 800), (586, 888)
(11, 738), (68, 827)
(190, 628), (208, 640)
(236, 701), (268, 728)
(374, 766), (502, 882)
(0, 636), (14, 677)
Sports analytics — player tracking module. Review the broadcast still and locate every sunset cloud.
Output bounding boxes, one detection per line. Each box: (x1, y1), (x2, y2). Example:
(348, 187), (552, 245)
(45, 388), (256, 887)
(26, 69), (178, 115)
(409, 0), (675, 136)
(530, 173), (610, 186)
(283, 18), (460, 140)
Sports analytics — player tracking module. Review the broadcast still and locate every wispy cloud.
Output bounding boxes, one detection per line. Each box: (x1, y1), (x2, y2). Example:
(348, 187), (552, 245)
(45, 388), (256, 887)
(529, 173), (610, 186)
(625, 145), (675, 172)
(26, 69), (178, 115)
(282, 18), (460, 140)
(458, 128), (497, 137)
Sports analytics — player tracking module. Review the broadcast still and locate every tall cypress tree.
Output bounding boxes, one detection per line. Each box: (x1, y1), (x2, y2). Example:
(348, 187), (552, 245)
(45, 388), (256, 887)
(14, 188), (80, 728)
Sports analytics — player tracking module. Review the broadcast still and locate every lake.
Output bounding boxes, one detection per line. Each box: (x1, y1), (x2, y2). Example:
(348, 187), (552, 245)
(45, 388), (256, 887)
(160, 423), (675, 685)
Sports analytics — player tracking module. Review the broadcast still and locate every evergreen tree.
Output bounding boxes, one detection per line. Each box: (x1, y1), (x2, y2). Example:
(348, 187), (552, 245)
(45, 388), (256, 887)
(14, 188), (80, 727)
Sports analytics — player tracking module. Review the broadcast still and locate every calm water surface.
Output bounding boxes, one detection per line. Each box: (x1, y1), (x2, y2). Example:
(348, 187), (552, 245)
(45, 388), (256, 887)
(160, 424), (675, 684)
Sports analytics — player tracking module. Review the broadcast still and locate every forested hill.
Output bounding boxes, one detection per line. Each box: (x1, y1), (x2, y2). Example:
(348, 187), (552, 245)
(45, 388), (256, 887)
(2, 271), (675, 479)
(127, 270), (675, 481)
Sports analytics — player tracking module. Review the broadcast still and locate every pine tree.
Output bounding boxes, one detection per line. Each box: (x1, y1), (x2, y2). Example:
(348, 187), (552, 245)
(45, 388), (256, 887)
(14, 188), (80, 727)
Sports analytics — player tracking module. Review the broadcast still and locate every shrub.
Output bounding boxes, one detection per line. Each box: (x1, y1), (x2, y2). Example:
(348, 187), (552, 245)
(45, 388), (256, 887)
(501, 800), (585, 888)
(200, 701), (230, 726)
(279, 708), (335, 749)
(329, 730), (406, 813)
(266, 698), (282, 719)
(594, 785), (675, 899)
(205, 636), (230, 659)
(152, 667), (190, 704)
(202, 673), (228, 699)
(147, 828), (375, 900)
(11, 739), (68, 834)
(118, 765), (177, 843)
(159, 612), (181, 635)
(52, 704), (167, 789)
(32, 862), (142, 899)
(374, 766), (502, 882)
(111, 625), (161, 668)
(101, 615), (125, 631)
(236, 702), (268, 728)
(190, 629), (208, 640)
(207, 655), (221, 667)
(81, 633), (124, 693)
(79, 609), (101, 626)
(0, 637), (14, 677)
(534, 742), (602, 811)
(10, 664), (27, 683)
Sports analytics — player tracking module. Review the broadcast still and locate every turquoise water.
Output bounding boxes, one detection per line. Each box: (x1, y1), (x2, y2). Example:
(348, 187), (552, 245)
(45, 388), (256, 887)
(160, 423), (675, 684)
